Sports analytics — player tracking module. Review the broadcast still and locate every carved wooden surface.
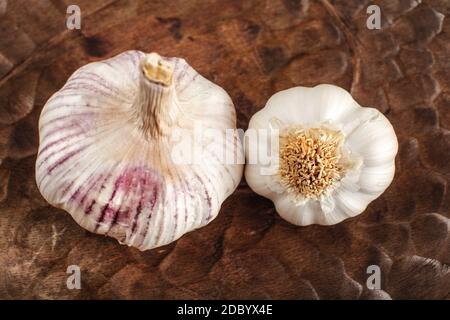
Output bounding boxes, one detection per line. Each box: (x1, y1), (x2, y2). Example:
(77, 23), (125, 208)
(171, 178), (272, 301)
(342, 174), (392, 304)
(0, 0), (449, 299)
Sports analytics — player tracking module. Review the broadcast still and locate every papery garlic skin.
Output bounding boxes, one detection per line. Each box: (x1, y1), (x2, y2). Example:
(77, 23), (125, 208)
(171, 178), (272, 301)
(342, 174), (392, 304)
(36, 51), (243, 251)
(245, 84), (398, 226)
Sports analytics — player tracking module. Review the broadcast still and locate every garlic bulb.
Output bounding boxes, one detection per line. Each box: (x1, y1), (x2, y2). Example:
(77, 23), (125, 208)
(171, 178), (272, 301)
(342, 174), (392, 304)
(36, 51), (243, 251)
(245, 84), (398, 226)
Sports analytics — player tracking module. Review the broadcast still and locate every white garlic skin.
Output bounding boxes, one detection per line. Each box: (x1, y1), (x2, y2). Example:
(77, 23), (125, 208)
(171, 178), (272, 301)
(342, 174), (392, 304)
(245, 84), (398, 226)
(36, 51), (243, 250)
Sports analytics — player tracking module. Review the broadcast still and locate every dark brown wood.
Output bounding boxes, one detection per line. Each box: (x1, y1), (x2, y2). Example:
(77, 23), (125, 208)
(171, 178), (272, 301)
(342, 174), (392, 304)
(0, 0), (449, 299)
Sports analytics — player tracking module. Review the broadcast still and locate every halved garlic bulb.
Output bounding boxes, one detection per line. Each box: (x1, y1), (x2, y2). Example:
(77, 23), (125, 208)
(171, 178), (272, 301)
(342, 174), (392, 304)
(245, 84), (398, 226)
(36, 51), (243, 250)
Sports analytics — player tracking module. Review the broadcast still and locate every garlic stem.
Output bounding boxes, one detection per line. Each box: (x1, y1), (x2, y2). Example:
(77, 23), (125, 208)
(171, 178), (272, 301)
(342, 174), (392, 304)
(142, 52), (173, 86)
(136, 53), (178, 139)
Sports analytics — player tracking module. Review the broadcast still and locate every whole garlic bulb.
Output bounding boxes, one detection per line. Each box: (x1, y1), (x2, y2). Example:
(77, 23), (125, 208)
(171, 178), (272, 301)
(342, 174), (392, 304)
(36, 51), (243, 251)
(245, 84), (398, 226)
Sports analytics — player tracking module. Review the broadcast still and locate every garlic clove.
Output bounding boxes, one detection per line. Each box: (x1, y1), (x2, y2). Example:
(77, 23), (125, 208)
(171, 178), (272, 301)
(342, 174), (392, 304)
(334, 185), (372, 216)
(252, 84), (360, 130)
(358, 163), (396, 194)
(245, 84), (398, 226)
(344, 112), (398, 166)
(36, 51), (243, 251)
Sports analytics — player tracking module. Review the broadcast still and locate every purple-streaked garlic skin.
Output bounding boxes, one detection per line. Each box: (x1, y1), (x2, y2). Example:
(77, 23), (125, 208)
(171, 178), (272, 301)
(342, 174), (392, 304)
(36, 51), (243, 251)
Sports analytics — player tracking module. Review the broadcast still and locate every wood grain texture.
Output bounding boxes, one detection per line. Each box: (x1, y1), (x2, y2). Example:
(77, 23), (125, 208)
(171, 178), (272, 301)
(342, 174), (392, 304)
(0, 0), (449, 299)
